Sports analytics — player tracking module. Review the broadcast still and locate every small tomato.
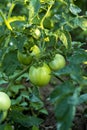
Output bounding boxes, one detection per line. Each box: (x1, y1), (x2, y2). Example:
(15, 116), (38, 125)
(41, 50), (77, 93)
(49, 54), (66, 71)
(17, 45), (40, 65)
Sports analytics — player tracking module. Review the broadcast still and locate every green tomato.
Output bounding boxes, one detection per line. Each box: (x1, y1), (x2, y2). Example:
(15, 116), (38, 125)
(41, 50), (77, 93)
(17, 51), (32, 65)
(0, 111), (8, 122)
(29, 63), (51, 87)
(49, 54), (66, 71)
(17, 45), (40, 65)
(0, 92), (11, 111)
(30, 45), (40, 57)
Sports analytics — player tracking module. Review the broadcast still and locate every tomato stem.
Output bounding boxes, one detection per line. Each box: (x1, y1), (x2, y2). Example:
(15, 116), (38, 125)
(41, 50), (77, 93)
(40, 3), (53, 29)
(55, 75), (65, 82)
(7, 3), (15, 18)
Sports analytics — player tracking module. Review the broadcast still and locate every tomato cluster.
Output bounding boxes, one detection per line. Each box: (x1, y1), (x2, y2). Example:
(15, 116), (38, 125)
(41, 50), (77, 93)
(17, 29), (66, 87)
(0, 92), (11, 122)
(28, 53), (66, 87)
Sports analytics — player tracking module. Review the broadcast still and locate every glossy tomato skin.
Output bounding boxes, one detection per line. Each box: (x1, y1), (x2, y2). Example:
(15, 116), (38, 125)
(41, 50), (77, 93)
(0, 92), (11, 111)
(49, 54), (66, 71)
(17, 45), (40, 65)
(29, 63), (51, 87)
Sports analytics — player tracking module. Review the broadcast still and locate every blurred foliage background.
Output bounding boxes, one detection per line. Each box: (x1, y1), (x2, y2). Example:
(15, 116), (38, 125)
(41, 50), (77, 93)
(71, 0), (87, 45)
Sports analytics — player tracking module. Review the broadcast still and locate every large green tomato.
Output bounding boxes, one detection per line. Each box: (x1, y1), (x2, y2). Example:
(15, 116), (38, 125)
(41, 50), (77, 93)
(17, 45), (40, 65)
(0, 92), (11, 111)
(29, 63), (51, 87)
(49, 54), (66, 71)
(0, 111), (7, 122)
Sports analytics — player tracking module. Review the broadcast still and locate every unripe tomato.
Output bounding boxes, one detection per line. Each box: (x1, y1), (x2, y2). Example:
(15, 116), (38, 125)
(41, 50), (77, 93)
(49, 54), (66, 71)
(0, 92), (11, 111)
(17, 45), (40, 65)
(0, 111), (8, 122)
(17, 51), (32, 65)
(30, 45), (40, 57)
(29, 63), (51, 87)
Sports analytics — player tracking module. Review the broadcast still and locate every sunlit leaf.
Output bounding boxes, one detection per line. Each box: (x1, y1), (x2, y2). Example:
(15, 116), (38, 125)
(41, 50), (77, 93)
(69, 4), (81, 15)
(29, 0), (40, 23)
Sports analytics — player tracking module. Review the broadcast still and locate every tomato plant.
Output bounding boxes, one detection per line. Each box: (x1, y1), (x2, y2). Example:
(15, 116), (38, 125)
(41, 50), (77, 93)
(0, 0), (87, 130)
(29, 63), (51, 87)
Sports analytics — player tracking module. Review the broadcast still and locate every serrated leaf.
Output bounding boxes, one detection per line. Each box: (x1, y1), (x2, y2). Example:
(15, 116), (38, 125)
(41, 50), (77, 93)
(50, 81), (75, 103)
(9, 110), (43, 127)
(69, 4), (81, 15)
(58, 30), (71, 49)
(50, 82), (80, 130)
(68, 50), (87, 64)
(29, 94), (44, 110)
(29, 0), (40, 23)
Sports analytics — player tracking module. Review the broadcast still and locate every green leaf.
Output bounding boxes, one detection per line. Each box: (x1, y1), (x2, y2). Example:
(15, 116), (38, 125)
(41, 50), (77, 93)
(29, 94), (44, 110)
(54, 63), (82, 83)
(29, 0), (40, 23)
(0, 124), (13, 130)
(78, 94), (87, 104)
(50, 82), (80, 130)
(58, 30), (72, 49)
(69, 4), (81, 15)
(10, 84), (25, 94)
(78, 18), (87, 31)
(68, 49), (87, 64)
(2, 50), (19, 76)
(50, 81), (75, 103)
(73, 17), (87, 31)
(9, 110), (43, 127)
(4, 124), (13, 130)
(32, 125), (39, 130)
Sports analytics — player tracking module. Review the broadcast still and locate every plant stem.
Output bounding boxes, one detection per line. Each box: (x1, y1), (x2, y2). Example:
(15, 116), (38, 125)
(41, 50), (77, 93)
(8, 3), (15, 18)
(55, 75), (65, 82)
(40, 4), (53, 29)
